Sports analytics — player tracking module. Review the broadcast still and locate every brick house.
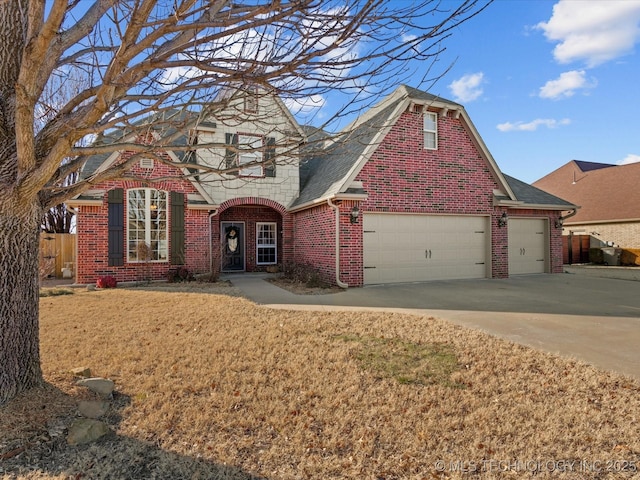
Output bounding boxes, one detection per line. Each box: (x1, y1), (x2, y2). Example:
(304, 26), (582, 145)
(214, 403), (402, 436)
(533, 160), (640, 249)
(70, 85), (574, 286)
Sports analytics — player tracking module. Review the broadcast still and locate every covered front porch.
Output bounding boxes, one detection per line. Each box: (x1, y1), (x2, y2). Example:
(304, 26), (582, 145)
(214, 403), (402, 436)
(211, 197), (292, 274)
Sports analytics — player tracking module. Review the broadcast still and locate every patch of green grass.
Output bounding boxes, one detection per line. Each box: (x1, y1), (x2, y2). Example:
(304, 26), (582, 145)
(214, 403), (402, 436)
(336, 334), (463, 387)
(39, 288), (75, 297)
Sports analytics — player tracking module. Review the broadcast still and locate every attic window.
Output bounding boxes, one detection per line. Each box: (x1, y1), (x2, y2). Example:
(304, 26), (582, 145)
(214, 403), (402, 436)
(238, 134), (263, 177)
(139, 158), (154, 169)
(423, 112), (437, 150)
(244, 87), (258, 113)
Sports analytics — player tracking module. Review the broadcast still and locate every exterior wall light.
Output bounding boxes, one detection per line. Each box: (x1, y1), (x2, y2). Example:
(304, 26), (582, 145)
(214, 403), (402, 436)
(350, 205), (360, 224)
(555, 217), (564, 229)
(498, 212), (508, 228)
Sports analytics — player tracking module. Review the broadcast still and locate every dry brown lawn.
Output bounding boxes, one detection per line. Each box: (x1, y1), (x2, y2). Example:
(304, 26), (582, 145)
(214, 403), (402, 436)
(2, 282), (640, 479)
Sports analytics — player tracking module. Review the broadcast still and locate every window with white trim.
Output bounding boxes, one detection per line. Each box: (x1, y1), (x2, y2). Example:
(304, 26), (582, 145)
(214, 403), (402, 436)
(127, 188), (168, 262)
(423, 112), (438, 150)
(256, 222), (277, 265)
(238, 134), (263, 177)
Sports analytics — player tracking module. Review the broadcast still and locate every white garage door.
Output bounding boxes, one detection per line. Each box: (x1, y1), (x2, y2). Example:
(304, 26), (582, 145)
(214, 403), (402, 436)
(363, 214), (489, 285)
(508, 218), (548, 275)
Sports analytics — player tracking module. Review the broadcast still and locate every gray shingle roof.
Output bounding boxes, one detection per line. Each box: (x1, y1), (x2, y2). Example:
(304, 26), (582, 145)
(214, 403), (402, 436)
(292, 99), (401, 207)
(401, 85), (462, 107)
(504, 174), (575, 208)
(79, 109), (199, 179)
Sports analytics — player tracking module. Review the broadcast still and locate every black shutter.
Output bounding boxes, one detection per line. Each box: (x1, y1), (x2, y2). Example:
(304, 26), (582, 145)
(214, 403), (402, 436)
(170, 192), (185, 264)
(225, 133), (238, 176)
(107, 188), (124, 267)
(264, 136), (276, 178)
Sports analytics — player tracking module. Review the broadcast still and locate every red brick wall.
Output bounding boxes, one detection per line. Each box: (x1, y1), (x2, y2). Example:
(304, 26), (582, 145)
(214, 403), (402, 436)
(358, 110), (500, 215)
(291, 200), (363, 287)
(76, 157), (210, 284)
(292, 203), (337, 284)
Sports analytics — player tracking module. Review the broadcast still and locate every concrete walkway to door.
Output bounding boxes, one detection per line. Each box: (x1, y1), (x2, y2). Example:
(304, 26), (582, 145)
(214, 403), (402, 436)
(224, 272), (640, 381)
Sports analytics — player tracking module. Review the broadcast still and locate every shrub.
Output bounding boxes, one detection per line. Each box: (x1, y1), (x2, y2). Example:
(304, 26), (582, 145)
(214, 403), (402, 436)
(620, 249), (640, 266)
(282, 262), (327, 288)
(96, 275), (117, 288)
(167, 266), (195, 283)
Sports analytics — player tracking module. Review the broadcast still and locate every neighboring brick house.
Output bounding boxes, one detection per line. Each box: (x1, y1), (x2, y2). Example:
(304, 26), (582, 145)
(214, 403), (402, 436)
(70, 85), (574, 286)
(534, 160), (640, 249)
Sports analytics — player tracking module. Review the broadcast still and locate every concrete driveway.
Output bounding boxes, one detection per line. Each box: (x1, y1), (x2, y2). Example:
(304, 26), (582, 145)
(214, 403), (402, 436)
(227, 273), (640, 381)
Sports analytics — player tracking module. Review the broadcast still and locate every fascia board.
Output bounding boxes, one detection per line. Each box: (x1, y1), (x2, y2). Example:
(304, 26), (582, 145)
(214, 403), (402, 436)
(457, 108), (517, 201)
(507, 203), (580, 211)
(287, 193), (368, 213)
(165, 150), (217, 206)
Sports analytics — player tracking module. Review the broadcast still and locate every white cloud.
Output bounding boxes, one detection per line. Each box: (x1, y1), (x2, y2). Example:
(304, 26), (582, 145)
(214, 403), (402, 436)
(536, 0), (640, 67)
(283, 94), (327, 115)
(619, 154), (640, 165)
(538, 70), (597, 99)
(448, 72), (484, 103)
(497, 118), (571, 132)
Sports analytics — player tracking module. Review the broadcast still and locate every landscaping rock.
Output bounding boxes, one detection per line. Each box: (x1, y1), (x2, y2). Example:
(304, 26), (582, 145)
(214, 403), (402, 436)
(76, 378), (115, 397)
(70, 366), (92, 378)
(67, 419), (110, 445)
(78, 400), (110, 419)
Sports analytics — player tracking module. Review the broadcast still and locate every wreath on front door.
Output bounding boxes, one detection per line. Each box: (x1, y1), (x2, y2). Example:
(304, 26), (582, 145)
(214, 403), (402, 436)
(226, 226), (239, 254)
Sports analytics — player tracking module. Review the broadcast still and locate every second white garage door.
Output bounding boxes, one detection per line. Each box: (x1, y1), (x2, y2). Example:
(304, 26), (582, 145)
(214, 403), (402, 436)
(508, 218), (548, 275)
(363, 213), (489, 285)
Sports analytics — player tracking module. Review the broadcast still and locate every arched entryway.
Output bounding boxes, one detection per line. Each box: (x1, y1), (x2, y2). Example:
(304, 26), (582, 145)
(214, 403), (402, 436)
(214, 198), (292, 273)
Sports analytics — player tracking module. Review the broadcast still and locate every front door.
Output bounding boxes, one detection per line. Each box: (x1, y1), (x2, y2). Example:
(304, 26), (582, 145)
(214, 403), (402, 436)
(221, 222), (245, 271)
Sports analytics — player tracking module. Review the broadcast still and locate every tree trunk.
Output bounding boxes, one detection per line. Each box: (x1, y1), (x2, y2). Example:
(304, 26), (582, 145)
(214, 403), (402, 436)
(0, 199), (43, 405)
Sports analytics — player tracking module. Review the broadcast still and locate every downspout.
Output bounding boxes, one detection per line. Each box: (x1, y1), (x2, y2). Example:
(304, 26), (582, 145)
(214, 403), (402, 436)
(559, 208), (578, 223)
(67, 206), (79, 283)
(208, 209), (219, 276)
(327, 198), (349, 289)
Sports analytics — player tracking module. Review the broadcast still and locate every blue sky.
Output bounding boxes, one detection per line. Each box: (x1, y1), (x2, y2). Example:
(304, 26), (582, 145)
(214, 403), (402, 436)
(405, 0), (640, 184)
(57, 1), (640, 185)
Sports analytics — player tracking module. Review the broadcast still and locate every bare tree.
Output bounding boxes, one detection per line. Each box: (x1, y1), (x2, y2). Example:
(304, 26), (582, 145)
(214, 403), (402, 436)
(0, 0), (491, 404)
(37, 68), (88, 233)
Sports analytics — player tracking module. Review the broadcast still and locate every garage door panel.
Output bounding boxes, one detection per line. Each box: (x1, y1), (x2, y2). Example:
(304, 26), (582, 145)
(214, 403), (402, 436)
(508, 218), (547, 275)
(363, 213), (489, 285)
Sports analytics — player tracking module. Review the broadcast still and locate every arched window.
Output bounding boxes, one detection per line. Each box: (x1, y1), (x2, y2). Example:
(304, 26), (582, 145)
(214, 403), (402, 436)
(127, 188), (168, 262)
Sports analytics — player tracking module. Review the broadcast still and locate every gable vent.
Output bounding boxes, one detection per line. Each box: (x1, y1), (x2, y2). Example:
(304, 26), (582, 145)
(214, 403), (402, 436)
(139, 158), (154, 169)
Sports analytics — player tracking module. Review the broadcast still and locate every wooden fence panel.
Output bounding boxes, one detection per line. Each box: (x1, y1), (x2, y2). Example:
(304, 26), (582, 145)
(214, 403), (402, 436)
(39, 233), (76, 279)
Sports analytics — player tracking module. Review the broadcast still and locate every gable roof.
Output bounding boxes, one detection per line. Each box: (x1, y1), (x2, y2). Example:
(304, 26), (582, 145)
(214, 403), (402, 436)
(533, 160), (640, 223)
(292, 85), (521, 210)
(71, 109), (216, 207)
(79, 109), (198, 180)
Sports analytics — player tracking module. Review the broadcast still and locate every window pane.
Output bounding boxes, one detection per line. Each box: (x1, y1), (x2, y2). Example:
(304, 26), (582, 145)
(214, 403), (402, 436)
(424, 113), (436, 132)
(423, 112), (437, 150)
(239, 154), (262, 177)
(127, 188), (169, 262)
(424, 132), (436, 149)
(256, 223), (277, 264)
